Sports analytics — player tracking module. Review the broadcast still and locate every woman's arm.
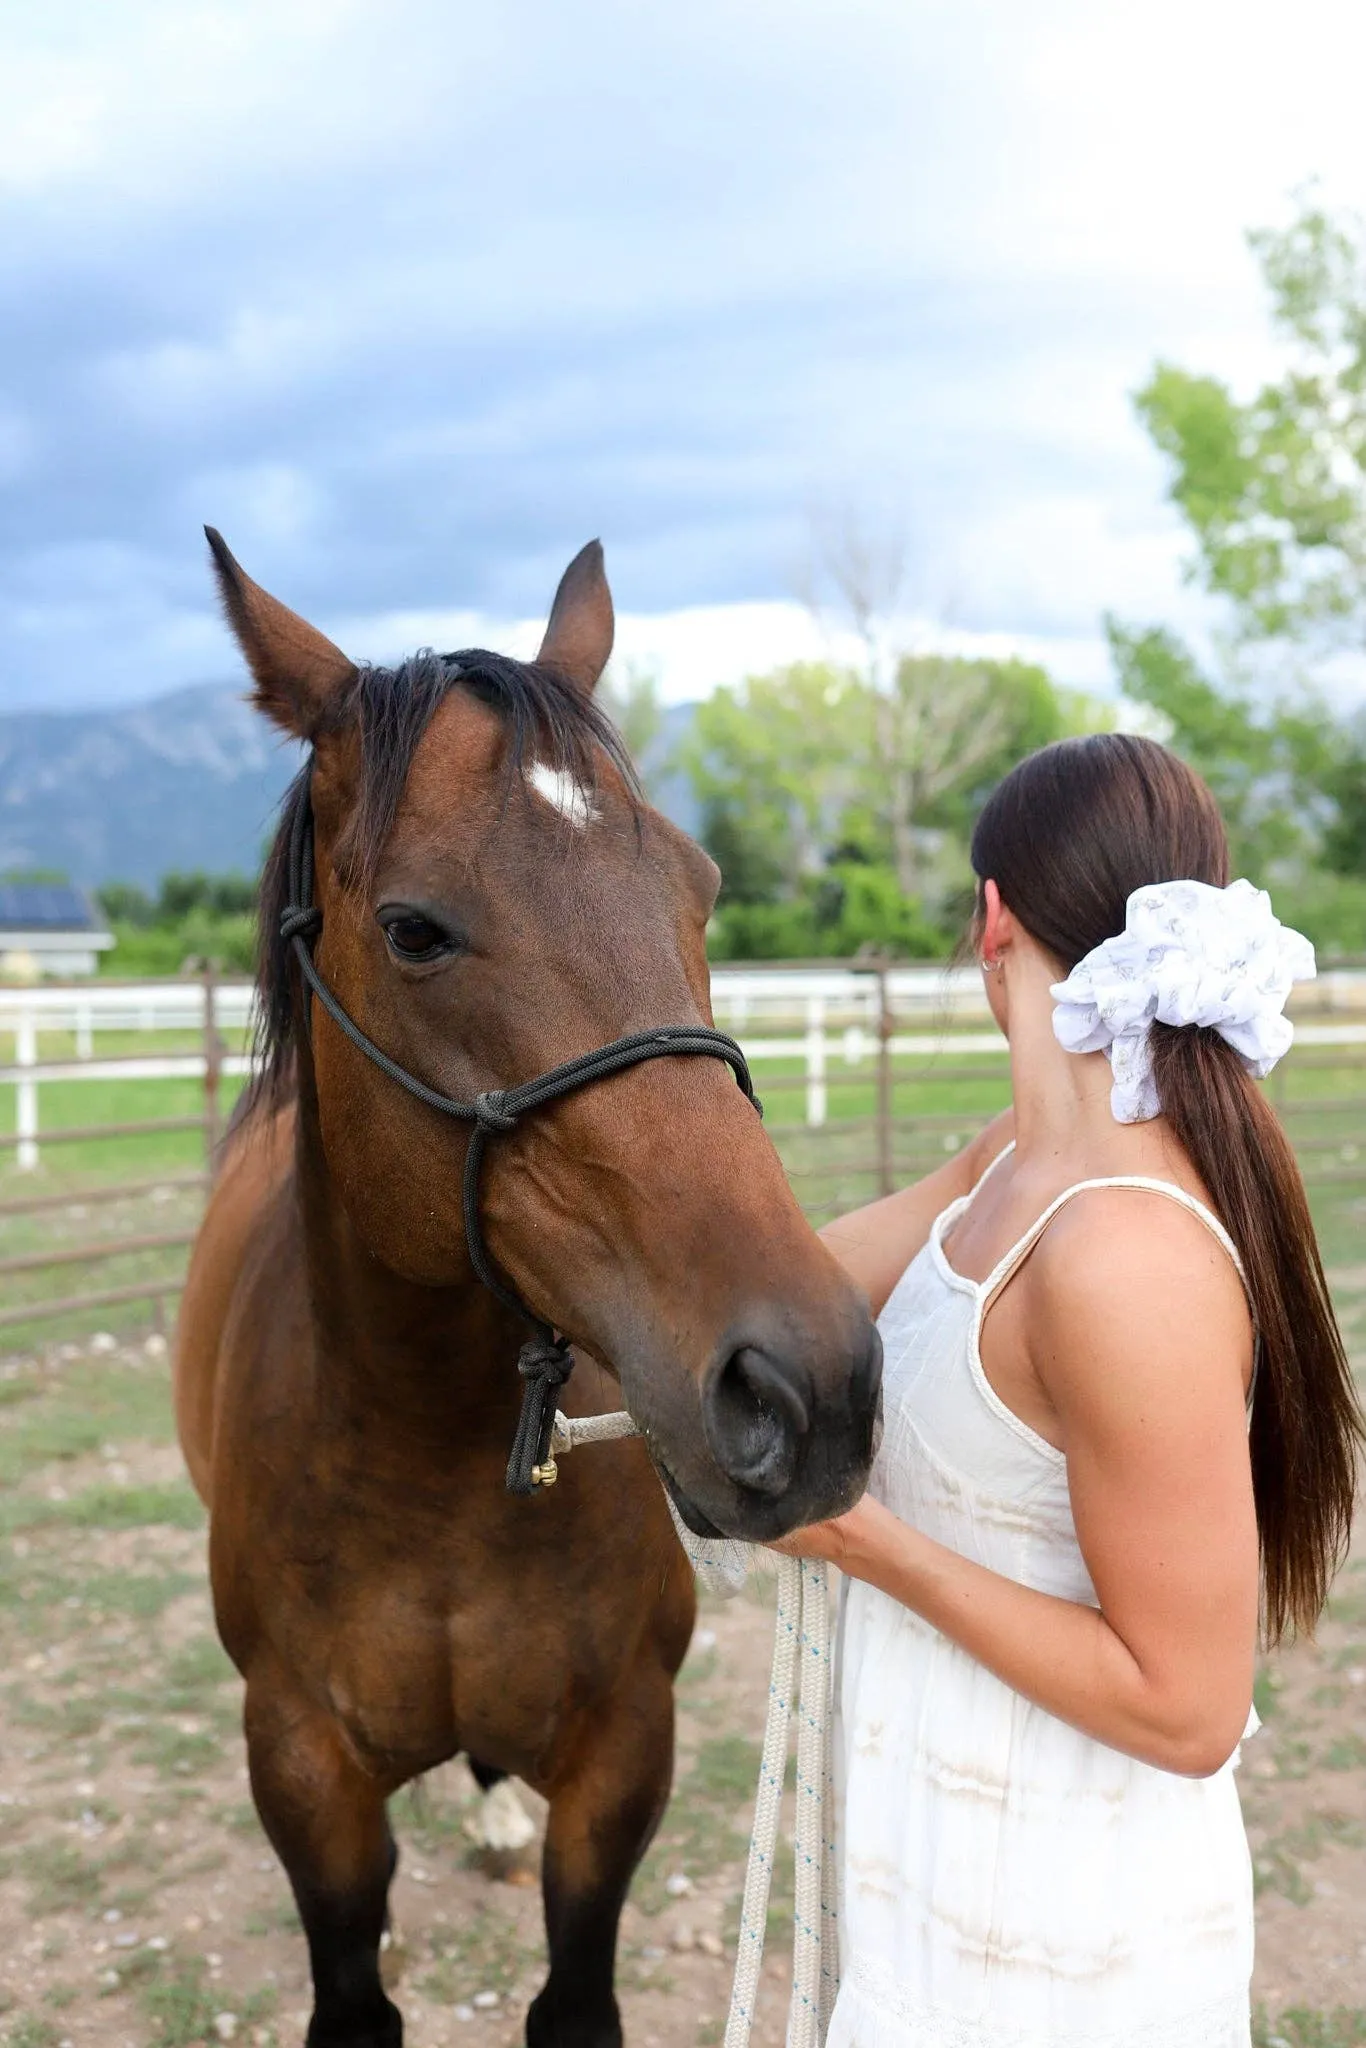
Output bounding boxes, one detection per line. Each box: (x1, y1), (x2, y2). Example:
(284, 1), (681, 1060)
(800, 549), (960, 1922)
(820, 1109), (1014, 1315)
(784, 1193), (1259, 1775)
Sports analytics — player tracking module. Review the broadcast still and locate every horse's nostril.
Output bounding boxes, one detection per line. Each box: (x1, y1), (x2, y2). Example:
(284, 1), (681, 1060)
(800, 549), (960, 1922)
(857, 1322), (884, 1418)
(702, 1346), (811, 1499)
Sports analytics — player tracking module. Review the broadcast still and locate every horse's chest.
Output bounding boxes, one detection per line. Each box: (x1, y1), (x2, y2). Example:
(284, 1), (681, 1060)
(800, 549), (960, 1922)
(313, 1579), (459, 1771)
(275, 1551), (598, 1781)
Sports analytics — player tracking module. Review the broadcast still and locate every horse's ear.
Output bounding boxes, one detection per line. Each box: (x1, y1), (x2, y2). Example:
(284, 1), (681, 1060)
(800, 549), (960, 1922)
(205, 527), (356, 738)
(536, 539), (614, 695)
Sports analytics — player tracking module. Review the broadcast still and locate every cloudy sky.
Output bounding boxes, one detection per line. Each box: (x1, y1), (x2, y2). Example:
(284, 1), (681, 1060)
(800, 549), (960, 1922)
(5, 0), (1366, 712)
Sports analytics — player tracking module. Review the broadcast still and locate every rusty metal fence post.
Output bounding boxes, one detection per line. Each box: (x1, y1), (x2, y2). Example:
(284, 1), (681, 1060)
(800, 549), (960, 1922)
(875, 961), (894, 1197)
(202, 963), (221, 1172)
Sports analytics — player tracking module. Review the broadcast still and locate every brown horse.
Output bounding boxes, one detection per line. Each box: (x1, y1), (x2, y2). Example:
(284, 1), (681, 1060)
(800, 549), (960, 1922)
(174, 532), (881, 2048)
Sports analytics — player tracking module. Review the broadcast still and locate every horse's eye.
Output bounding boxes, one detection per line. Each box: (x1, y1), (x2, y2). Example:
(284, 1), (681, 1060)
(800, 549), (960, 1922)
(380, 913), (455, 962)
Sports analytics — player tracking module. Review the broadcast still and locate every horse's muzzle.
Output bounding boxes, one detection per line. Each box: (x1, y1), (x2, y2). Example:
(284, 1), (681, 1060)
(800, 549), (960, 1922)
(686, 1317), (884, 1538)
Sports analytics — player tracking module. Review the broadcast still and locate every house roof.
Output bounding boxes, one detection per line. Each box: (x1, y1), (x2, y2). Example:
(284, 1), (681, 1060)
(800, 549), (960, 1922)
(0, 884), (106, 933)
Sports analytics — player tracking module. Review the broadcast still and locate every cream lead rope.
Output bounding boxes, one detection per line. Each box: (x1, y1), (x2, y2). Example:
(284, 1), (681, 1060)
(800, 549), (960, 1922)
(549, 1409), (838, 2048)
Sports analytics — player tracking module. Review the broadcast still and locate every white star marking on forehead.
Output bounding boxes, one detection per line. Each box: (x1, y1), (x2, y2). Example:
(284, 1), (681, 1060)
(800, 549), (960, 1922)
(526, 760), (599, 829)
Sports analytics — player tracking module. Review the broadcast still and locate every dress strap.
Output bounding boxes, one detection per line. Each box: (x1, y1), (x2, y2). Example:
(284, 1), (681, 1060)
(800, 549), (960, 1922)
(980, 1175), (1258, 1409)
(983, 1175), (1248, 1305)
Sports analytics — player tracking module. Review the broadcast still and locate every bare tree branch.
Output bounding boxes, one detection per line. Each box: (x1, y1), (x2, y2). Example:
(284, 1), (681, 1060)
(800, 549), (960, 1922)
(803, 510), (1008, 893)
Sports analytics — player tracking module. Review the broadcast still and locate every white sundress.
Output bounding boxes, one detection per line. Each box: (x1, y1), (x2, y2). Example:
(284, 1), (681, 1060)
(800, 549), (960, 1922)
(828, 1150), (1257, 2048)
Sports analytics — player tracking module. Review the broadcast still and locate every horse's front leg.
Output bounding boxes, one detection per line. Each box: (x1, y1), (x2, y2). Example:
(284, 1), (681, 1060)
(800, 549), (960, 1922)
(528, 1657), (676, 2048)
(244, 1664), (402, 2048)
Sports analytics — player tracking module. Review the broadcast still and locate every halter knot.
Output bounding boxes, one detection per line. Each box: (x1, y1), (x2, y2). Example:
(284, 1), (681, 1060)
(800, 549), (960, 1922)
(280, 905), (324, 945)
(506, 1332), (576, 1494)
(474, 1089), (518, 1134)
(516, 1332), (574, 1385)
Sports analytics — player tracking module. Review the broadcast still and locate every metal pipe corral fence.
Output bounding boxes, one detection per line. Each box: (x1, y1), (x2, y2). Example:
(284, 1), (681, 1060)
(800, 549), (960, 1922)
(1, 967), (1364, 1348)
(0, 972), (228, 1335)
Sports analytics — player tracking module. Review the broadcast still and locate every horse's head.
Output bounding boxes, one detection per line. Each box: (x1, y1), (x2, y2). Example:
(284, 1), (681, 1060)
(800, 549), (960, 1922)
(209, 530), (881, 1540)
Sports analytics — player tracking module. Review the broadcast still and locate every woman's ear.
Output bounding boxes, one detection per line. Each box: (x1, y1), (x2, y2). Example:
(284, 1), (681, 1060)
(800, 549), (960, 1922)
(980, 878), (1010, 967)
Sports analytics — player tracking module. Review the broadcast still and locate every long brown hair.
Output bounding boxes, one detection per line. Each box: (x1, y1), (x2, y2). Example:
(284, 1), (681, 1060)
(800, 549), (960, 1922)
(971, 731), (1362, 1643)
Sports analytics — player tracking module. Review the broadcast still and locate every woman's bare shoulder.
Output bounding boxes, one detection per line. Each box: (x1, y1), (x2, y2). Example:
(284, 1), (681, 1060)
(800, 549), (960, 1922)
(1021, 1186), (1253, 1414)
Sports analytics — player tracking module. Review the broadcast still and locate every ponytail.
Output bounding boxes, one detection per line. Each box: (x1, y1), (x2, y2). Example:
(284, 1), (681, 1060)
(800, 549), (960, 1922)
(1150, 1024), (1360, 1642)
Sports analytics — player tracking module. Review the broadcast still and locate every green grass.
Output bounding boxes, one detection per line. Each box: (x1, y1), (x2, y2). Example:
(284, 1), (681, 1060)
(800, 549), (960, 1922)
(1321, 1733), (1366, 1770)
(18, 1839), (104, 1914)
(4, 2017), (63, 2048)
(0, 1360), (176, 1485)
(164, 1635), (236, 1701)
(1254, 1668), (1282, 1722)
(0, 1481), (203, 1540)
(137, 1953), (276, 2048)
(1252, 1810), (1363, 1905)
(419, 1908), (541, 2003)
(0, 1072), (245, 1178)
(129, 1721), (224, 1780)
(0, 1022), (254, 1066)
(632, 1730), (794, 1933)
(1255, 2009), (1366, 2047)
(243, 1898), (301, 1938)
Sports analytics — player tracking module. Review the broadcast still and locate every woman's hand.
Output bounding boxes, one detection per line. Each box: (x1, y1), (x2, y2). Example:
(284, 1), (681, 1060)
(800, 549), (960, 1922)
(768, 1494), (885, 1570)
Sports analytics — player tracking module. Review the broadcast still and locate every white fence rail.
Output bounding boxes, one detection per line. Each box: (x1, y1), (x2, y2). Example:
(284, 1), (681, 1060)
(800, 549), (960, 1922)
(0, 966), (985, 1039)
(4, 964), (1364, 1039)
(3, 973), (1366, 1168)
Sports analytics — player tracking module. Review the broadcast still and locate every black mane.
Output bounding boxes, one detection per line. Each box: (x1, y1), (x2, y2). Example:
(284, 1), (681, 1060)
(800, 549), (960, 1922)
(253, 649), (634, 1100)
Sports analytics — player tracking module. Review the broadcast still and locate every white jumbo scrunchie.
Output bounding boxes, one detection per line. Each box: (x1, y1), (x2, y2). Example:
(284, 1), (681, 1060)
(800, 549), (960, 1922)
(1050, 878), (1317, 1124)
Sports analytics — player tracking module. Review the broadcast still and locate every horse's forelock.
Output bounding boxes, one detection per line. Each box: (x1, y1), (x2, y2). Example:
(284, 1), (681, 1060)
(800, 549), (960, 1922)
(251, 650), (637, 1104)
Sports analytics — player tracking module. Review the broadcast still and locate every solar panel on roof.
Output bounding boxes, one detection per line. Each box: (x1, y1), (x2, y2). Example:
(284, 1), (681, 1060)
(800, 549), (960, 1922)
(0, 885), (100, 931)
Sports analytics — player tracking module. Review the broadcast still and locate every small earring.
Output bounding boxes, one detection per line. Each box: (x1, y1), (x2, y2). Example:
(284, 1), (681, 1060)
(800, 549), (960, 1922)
(980, 955), (1001, 974)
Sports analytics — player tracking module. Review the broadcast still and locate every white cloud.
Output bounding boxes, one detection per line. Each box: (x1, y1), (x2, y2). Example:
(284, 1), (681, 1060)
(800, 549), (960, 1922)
(5, 0), (1366, 711)
(327, 594), (1115, 708)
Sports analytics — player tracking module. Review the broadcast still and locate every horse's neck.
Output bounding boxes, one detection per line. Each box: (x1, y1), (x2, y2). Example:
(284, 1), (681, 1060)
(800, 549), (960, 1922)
(290, 1075), (527, 1436)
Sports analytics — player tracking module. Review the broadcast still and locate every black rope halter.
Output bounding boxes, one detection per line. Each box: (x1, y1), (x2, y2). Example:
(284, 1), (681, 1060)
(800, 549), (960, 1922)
(280, 763), (761, 1494)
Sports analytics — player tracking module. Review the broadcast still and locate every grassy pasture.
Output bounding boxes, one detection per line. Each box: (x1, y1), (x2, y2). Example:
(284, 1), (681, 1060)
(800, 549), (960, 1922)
(1, 1297), (1366, 2043)
(0, 1011), (1364, 2044)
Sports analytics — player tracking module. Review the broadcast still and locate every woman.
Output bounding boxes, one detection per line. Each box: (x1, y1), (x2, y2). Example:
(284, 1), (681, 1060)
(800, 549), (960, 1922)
(782, 735), (1362, 2047)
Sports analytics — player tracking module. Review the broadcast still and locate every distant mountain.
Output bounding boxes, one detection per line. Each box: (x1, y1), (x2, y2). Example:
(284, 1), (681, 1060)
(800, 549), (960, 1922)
(0, 683), (700, 890)
(0, 684), (302, 889)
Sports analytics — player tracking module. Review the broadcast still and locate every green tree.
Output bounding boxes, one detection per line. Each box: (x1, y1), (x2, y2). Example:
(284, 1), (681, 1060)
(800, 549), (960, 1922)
(95, 881), (155, 926)
(684, 664), (872, 896)
(1322, 718), (1366, 876)
(1136, 194), (1366, 650)
(800, 509), (1100, 896)
(905, 655), (1088, 837)
(155, 871), (255, 922)
(94, 870), (259, 974)
(1125, 193), (1366, 942)
(683, 648), (1096, 957)
(696, 798), (790, 906)
(1105, 620), (1340, 875)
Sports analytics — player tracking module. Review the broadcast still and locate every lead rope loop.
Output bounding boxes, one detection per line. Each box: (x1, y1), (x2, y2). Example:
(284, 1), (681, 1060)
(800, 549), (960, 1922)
(726, 1554), (835, 2048)
(550, 1411), (838, 2047)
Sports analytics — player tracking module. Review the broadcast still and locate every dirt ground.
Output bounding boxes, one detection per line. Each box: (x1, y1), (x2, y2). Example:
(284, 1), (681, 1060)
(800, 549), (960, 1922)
(2, 1287), (1366, 2048)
